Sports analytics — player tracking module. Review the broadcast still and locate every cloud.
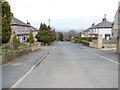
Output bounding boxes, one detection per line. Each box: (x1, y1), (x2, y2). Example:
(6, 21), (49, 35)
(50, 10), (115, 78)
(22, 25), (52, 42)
(7, 0), (119, 31)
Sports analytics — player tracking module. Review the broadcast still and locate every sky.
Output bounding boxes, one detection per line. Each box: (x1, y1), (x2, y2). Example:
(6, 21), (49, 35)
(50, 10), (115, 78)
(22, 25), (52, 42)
(7, 0), (119, 32)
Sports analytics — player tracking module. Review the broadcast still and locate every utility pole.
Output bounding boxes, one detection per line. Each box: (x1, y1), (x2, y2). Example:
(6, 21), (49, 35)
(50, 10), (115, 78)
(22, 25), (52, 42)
(49, 19), (50, 26)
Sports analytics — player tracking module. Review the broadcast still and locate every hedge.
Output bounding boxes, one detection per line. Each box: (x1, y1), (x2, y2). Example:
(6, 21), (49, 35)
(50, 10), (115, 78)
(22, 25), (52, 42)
(79, 37), (97, 43)
(81, 40), (89, 46)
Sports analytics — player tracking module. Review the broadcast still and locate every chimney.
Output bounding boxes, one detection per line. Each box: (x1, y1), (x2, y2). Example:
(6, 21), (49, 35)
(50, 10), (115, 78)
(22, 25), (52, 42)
(27, 20), (30, 25)
(102, 14), (107, 22)
(112, 22), (114, 27)
(11, 13), (14, 17)
(92, 23), (95, 26)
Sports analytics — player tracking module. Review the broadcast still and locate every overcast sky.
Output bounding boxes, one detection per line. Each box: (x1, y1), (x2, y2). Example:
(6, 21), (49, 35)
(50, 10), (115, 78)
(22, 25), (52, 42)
(7, 0), (119, 32)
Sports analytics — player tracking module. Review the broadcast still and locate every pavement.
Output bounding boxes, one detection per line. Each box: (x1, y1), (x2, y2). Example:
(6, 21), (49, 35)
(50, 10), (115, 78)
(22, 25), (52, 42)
(2, 45), (54, 88)
(10, 42), (118, 88)
(74, 43), (118, 63)
(0, 65), (2, 90)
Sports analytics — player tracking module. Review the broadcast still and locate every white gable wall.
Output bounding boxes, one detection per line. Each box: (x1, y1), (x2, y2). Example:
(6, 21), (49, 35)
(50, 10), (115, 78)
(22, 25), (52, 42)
(90, 28), (112, 38)
(98, 28), (112, 38)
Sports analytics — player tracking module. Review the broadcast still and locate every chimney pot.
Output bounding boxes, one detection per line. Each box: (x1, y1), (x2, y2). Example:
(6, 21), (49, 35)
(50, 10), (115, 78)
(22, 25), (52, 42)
(102, 14), (107, 22)
(92, 23), (95, 26)
(27, 20), (30, 25)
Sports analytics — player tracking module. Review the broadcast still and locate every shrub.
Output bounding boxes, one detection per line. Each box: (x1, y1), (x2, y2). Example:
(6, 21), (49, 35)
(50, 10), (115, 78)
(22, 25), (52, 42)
(79, 37), (97, 43)
(29, 31), (34, 44)
(74, 38), (79, 43)
(19, 43), (28, 49)
(81, 40), (89, 46)
(65, 38), (70, 41)
(12, 34), (20, 49)
(26, 38), (29, 42)
(59, 33), (63, 41)
(102, 46), (105, 48)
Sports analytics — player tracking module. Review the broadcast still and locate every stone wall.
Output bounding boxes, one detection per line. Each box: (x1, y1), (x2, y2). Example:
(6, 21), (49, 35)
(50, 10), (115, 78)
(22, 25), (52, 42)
(0, 55), (2, 65)
(103, 44), (116, 48)
(89, 42), (97, 48)
(1, 48), (31, 64)
(0, 42), (41, 65)
(116, 36), (120, 54)
(31, 42), (41, 51)
(89, 35), (116, 49)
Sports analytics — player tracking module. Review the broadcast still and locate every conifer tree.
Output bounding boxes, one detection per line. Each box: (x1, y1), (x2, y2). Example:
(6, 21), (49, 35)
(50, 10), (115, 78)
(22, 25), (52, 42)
(2, 0), (12, 43)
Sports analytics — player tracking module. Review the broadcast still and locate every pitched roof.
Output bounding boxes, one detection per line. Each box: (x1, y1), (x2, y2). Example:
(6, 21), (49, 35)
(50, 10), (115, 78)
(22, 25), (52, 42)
(94, 21), (112, 29)
(30, 25), (38, 31)
(11, 17), (38, 31)
(87, 24), (96, 29)
(11, 17), (30, 27)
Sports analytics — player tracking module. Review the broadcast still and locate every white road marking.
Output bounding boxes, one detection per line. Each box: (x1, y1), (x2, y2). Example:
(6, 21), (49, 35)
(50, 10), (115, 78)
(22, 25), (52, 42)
(85, 50), (119, 64)
(11, 49), (52, 88)
(76, 45), (119, 64)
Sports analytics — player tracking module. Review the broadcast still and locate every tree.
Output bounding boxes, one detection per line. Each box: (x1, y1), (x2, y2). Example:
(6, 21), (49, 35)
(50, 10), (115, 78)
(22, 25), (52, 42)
(29, 31), (34, 44)
(59, 32), (63, 41)
(36, 30), (52, 45)
(0, 1), (2, 45)
(68, 30), (77, 39)
(36, 23), (53, 45)
(2, 0), (12, 44)
(51, 28), (56, 41)
(12, 34), (20, 49)
(39, 23), (51, 31)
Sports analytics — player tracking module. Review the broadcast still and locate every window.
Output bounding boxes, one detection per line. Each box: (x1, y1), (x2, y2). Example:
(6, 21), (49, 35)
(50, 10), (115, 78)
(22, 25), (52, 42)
(22, 36), (26, 41)
(17, 36), (21, 41)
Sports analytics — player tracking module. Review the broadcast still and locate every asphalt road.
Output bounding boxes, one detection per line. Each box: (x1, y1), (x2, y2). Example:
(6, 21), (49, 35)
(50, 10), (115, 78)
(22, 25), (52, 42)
(13, 42), (118, 88)
(2, 46), (53, 88)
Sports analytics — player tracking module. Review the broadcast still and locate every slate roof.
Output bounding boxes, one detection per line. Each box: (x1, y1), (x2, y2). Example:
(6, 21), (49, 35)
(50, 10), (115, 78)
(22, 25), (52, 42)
(94, 21), (112, 29)
(86, 21), (112, 31)
(88, 25), (96, 29)
(11, 17), (31, 27)
(30, 25), (38, 32)
(11, 17), (38, 31)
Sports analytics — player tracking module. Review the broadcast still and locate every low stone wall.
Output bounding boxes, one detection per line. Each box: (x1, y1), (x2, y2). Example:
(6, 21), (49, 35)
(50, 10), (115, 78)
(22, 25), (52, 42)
(89, 43), (116, 49)
(31, 42), (41, 51)
(89, 42), (97, 48)
(0, 55), (2, 65)
(1, 48), (31, 64)
(0, 42), (41, 65)
(103, 44), (116, 48)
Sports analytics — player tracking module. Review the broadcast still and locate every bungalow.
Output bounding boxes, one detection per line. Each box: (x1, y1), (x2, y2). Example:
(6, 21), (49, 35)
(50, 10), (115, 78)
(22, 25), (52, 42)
(10, 15), (38, 43)
(85, 23), (98, 37)
(82, 15), (112, 39)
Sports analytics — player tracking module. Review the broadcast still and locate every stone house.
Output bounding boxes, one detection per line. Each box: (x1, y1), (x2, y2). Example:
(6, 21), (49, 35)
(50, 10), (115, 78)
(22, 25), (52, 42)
(112, 5), (120, 53)
(112, 6), (120, 37)
(10, 16), (38, 43)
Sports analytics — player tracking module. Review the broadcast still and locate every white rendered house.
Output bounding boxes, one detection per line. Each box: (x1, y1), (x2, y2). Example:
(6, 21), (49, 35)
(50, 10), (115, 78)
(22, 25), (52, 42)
(83, 15), (112, 39)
